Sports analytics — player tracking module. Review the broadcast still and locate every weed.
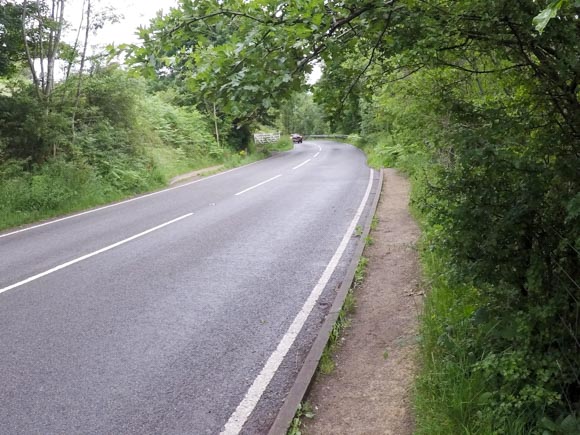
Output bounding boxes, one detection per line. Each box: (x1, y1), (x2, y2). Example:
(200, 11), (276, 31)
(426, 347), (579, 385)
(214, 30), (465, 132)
(318, 347), (335, 375)
(263, 137), (293, 153)
(318, 291), (355, 376)
(317, 256), (368, 377)
(287, 401), (315, 435)
(353, 257), (368, 289)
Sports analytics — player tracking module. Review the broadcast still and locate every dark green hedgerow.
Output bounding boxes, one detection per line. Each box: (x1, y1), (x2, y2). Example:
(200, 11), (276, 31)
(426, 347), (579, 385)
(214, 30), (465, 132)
(354, 57), (580, 433)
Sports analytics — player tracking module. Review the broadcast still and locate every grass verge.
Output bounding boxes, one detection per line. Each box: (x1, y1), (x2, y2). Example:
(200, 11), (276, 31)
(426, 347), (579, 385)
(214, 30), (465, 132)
(413, 244), (495, 434)
(0, 145), (274, 232)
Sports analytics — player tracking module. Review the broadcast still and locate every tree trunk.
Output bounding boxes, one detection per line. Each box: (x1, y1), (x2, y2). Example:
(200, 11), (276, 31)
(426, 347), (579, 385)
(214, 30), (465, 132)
(64, 0), (86, 81)
(45, 0), (65, 96)
(72, 0), (91, 141)
(213, 102), (221, 148)
(21, 0), (41, 98)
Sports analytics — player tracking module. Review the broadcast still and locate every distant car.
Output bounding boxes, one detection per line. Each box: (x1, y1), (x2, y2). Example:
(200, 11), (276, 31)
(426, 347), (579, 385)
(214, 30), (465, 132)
(291, 134), (303, 143)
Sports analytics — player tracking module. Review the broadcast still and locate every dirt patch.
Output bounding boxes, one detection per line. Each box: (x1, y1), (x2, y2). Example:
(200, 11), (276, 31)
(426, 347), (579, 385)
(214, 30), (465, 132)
(303, 168), (423, 435)
(169, 165), (224, 185)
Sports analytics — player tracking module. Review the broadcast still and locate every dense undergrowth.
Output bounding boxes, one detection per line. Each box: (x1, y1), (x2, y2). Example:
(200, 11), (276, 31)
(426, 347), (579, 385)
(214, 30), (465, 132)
(350, 59), (579, 433)
(0, 68), (289, 232)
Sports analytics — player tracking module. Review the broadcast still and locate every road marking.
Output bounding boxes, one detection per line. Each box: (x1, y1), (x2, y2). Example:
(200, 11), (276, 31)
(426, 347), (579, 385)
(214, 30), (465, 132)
(0, 162), (261, 239)
(221, 168), (375, 435)
(317, 145), (322, 152)
(313, 152), (320, 158)
(234, 175), (282, 196)
(292, 159), (311, 170)
(0, 213), (193, 296)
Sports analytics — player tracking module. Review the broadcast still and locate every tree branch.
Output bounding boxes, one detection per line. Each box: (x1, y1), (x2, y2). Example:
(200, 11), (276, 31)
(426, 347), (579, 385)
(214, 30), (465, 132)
(436, 60), (528, 74)
(339, 11), (393, 108)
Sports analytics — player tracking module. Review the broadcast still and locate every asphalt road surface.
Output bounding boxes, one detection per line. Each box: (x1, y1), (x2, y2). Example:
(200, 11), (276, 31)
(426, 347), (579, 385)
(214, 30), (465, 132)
(0, 140), (380, 434)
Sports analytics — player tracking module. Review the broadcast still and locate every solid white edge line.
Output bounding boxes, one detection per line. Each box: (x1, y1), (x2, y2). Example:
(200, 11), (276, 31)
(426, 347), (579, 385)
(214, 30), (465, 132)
(0, 213), (193, 296)
(234, 175), (282, 196)
(221, 168), (375, 435)
(292, 159), (312, 170)
(0, 162), (262, 239)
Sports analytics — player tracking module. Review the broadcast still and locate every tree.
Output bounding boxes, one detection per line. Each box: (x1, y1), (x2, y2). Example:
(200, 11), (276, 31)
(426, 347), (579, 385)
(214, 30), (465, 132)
(0, 1), (28, 77)
(277, 92), (328, 135)
(126, 0), (372, 145)
(21, 0), (66, 98)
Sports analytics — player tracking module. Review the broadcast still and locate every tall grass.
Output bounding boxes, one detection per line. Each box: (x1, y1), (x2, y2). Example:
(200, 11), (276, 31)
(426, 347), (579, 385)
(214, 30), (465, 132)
(414, 245), (494, 434)
(0, 158), (161, 231)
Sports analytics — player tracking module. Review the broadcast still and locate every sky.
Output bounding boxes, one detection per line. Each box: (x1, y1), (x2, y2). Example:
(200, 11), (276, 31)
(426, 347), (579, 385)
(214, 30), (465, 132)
(64, 0), (179, 47)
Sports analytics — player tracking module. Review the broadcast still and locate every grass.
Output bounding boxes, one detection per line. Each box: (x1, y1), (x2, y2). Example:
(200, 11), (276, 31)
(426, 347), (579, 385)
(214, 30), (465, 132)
(353, 256), (368, 288)
(413, 240), (501, 434)
(147, 146), (220, 182)
(296, 249), (371, 433)
(262, 137), (294, 152)
(350, 136), (497, 433)
(318, 288), (356, 374)
(351, 134), (543, 434)
(0, 159), (141, 231)
(222, 149), (269, 169)
(317, 254), (367, 375)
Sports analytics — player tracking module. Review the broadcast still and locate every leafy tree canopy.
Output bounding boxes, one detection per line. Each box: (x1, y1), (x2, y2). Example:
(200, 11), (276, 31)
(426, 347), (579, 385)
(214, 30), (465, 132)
(127, 1), (579, 138)
(0, 1), (34, 77)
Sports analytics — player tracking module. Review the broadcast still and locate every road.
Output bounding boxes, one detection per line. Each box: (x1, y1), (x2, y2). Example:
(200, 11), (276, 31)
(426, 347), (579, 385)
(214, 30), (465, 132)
(0, 140), (379, 434)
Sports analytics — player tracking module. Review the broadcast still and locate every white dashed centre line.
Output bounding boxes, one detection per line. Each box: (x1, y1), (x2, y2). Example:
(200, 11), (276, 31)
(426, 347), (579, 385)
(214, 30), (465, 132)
(234, 175), (282, 196)
(0, 213), (193, 296)
(292, 159), (312, 170)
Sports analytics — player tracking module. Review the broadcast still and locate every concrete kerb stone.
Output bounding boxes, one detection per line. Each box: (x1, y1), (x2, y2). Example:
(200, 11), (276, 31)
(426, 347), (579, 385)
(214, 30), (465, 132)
(267, 168), (384, 435)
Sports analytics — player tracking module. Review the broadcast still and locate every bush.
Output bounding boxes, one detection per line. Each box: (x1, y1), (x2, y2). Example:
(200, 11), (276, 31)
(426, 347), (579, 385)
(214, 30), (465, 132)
(358, 64), (580, 433)
(139, 91), (218, 159)
(0, 158), (102, 227)
(0, 69), (223, 230)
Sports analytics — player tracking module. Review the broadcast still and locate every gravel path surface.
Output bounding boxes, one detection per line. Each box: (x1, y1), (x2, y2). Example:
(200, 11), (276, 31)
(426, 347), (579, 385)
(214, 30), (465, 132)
(303, 168), (423, 435)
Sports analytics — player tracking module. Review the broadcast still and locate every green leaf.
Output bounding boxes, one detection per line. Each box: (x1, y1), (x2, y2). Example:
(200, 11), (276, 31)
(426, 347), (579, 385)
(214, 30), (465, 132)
(560, 414), (580, 432)
(540, 416), (559, 431)
(533, 1), (563, 33)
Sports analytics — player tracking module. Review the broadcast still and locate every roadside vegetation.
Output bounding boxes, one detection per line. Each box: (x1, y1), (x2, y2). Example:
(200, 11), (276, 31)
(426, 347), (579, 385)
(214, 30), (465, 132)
(336, 16), (580, 435)
(0, 2), (305, 232)
(313, 4), (577, 433)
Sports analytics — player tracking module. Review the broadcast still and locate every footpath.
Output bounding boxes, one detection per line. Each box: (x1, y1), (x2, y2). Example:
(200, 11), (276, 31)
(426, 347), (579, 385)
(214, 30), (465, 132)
(303, 169), (423, 434)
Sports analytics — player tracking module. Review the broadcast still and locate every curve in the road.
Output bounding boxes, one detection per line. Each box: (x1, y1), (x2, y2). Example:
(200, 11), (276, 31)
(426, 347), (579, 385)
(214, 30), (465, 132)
(0, 141), (378, 434)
